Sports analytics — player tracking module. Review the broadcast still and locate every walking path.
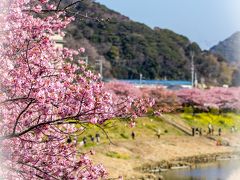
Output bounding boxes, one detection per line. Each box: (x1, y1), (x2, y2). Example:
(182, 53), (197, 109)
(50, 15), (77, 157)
(161, 114), (193, 136)
(161, 114), (228, 143)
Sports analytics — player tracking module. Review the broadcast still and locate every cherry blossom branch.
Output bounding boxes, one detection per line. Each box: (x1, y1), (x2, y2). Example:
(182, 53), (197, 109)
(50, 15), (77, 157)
(25, 40), (32, 75)
(18, 162), (60, 180)
(12, 99), (35, 134)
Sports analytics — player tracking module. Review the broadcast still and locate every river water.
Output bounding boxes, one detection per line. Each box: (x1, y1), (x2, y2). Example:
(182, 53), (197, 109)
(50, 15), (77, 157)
(161, 160), (240, 180)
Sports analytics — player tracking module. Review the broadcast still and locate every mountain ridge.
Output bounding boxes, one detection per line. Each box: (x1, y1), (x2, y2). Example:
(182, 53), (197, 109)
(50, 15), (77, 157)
(210, 31), (240, 64)
(61, 0), (234, 86)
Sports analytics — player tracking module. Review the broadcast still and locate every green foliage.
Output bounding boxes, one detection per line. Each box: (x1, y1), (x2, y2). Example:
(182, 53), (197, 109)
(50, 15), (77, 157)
(120, 133), (129, 139)
(181, 112), (240, 130)
(183, 106), (194, 114)
(208, 108), (219, 114)
(106, 46), (120, 60)
(145, 124), (157, 131)
(195, 53), (234, 85)
(219, 119), (225, 125)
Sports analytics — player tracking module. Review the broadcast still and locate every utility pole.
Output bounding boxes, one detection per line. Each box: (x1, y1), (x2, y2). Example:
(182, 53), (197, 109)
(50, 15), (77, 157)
(194, 72), (198, 87)
(190, 51), (195, 88)
(96, 59), (103, 80)
(140, 73), (143, 86)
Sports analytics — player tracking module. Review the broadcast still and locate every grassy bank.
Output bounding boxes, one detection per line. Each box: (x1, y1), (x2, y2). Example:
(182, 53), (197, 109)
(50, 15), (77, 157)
(180, 112), (240, 131)
(78, 113), (240, 179)
(78, 116), (184, 148)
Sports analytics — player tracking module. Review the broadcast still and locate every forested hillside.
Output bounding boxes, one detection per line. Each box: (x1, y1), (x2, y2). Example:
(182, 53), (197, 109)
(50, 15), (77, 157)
(210, 32), (240, 64)
(61, 0), (234, 85)
(210, 32), (240, 86)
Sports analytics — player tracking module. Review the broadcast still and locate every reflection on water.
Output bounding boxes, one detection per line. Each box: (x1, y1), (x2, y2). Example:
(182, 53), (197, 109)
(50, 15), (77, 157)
(161, 160), (240, 180)
(227, 167), (240, 180)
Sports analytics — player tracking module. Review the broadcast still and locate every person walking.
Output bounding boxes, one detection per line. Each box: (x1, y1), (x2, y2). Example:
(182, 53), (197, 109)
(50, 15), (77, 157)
(156, 129), (161, 139)
(199, 128), (202, 136)
(83, 136), (87, 146)
(131, 131), (135, 140)
(218, 128), (222, 136)
(208, 123), (212, 135)
(192, 127), (195, 136)
(212, 126), (214, 136)
(89, 135), (95, 142)
(95, 133), (100, 143)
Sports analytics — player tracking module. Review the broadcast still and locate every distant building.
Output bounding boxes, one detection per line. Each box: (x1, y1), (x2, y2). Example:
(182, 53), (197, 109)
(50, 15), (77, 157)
(222, 84), (229, 88)
(50, 34), (65, 48)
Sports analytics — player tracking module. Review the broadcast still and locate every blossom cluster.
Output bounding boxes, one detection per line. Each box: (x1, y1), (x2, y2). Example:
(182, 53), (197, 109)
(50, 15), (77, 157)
(177, 87), (240, 111)
(0, 0), (151, 179)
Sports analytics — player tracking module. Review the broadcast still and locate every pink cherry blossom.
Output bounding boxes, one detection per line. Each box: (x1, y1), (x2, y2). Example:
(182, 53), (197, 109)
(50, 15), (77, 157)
(79, 47), (85, 53)
(176, 87), (240, 112)
(0, 1), (152, 179)
(142, 87), (181, 113)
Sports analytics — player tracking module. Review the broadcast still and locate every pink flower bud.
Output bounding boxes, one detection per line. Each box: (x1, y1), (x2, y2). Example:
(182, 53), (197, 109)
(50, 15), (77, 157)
(78, 47), (85, 53)
(129, 121), (136, 128)
(90, 118), (98, 124)
(33, 5), (42, 13)
(39, 0), (48, 4)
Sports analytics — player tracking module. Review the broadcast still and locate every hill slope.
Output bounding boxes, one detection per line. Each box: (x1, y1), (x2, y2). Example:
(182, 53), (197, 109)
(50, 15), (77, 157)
(61, 0), (234, 85)
(210, 32), (240, 85)
(210, 32), (240, 64)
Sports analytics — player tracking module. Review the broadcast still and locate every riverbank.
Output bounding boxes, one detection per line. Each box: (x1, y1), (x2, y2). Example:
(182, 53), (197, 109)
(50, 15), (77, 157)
(80, 114), (240, 179)
(91, 134), (240, 179)
(140, 151), (240, 179)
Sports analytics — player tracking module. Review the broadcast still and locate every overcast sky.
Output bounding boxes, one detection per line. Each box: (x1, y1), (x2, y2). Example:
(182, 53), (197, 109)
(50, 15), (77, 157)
(96, 0), (240, 50)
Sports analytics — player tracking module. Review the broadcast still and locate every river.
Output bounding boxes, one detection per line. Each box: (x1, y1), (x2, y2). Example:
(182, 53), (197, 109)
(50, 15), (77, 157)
(161, 160), (240, 180)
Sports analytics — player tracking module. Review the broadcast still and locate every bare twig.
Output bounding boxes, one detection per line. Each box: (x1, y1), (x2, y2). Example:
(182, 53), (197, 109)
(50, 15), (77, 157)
(25, 40), (32, 75)
(95, 124), (116, 146)
(12, 99), (35, 134)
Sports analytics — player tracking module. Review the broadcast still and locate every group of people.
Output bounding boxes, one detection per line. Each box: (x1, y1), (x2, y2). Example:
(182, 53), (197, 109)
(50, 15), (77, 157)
(208, 123), (222, 136)
(81, 133), (101, 146)
(191, 127), (203, 136)
(191, 124), (223, 136)
(81, 124), (237, 145)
